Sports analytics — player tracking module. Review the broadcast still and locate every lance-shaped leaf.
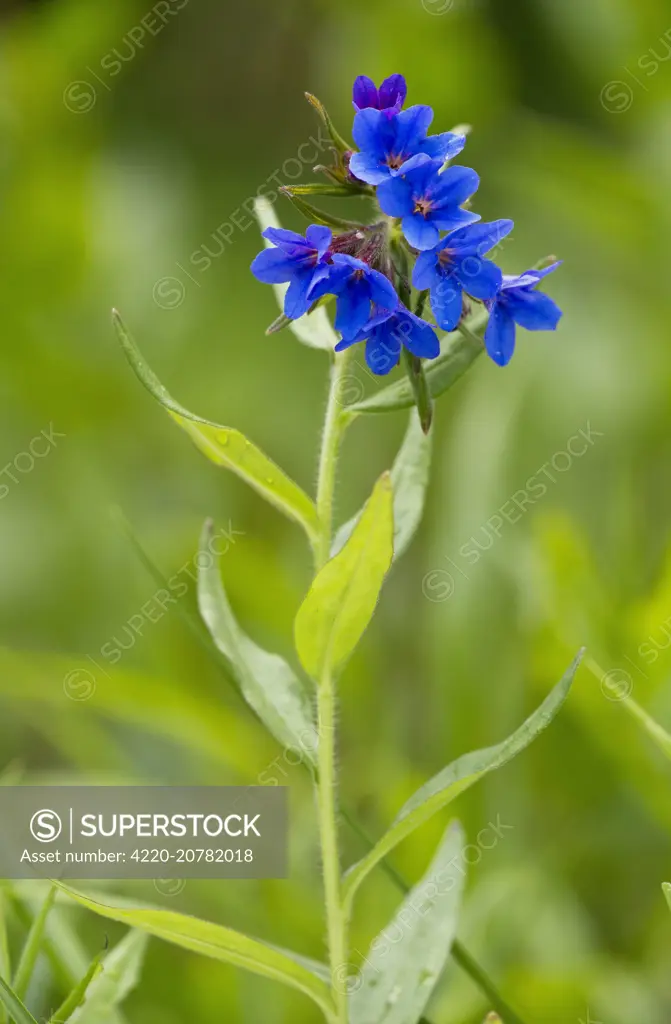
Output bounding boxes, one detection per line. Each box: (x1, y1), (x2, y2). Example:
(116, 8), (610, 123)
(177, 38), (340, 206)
(68, 932), (148, 1024)
(295, 473), (394, 681)
(198, 519), (318, 764)
(346, 318), (486, 416)
(0, 891), (9, 1024)
(280, 188), (364, 231)
(113, 311), (319, 545)
(343, 652), (583, 910)
(663, 883), (671, 911)
(0, 978), (39, 1024)
(254, 198), (339, 352)
(332, 411), (431, 563)
(350, 822), (465, 1024)
(50, 943), (106, 1024)
(56, 886), (335, 1022)
(304, 91), (351, 156)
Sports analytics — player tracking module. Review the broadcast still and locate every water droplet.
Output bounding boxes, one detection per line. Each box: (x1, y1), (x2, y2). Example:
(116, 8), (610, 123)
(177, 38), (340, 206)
(218, 431), (230, 446)
(385, 986), (402, 1007)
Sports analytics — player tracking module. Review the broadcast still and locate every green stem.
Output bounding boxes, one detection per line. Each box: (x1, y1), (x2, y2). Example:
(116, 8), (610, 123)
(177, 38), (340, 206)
(401, 349), (433, 434)
(316, 349), (354, 569)
(314, 348), (356, 1023)
(13, 886), (56, 1001)
(317, 673), (348, 1023)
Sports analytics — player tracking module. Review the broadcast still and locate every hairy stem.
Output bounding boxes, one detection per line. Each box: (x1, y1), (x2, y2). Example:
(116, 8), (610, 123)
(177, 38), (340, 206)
(316, 349), (354, 568)
(317, 673), (348, 1023)
(315, 348), (355, 1022)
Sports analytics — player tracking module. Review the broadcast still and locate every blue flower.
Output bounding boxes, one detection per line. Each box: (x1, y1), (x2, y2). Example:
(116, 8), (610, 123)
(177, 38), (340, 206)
(412, 220), (514, 330)
(484, 263), (563, 367)
(349, 106), (466, 186)
(251, 225), (333, 319)
(352, 74), (407, 113)
(335, 304), (440, 375)
(307, 254), (399, 339)
(377, 154), (480, 251)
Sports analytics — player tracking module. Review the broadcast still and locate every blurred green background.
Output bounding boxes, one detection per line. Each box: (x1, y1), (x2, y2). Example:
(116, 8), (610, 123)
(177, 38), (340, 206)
(1, 0), (671, 1020)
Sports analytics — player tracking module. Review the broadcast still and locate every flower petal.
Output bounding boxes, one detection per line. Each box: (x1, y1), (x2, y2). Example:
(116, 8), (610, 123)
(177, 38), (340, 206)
(367, 268), (399, 310)
(394, 105), (434, 155)
(506, 290), (563, 331)
(366, 328), (401, 375)
(305, 224), (333, 255)
(332, 253), (367, 272)
(485, 304), (516, 366)
(262, 227), (308, 250)
(284, 271), (314, 319)
(378, 74), (407, 110)
(352, 75), (379, 110)
(307, 264), (350, 302)
(401, 213), (441, 251)
(430, 276), (463, 331)
(446, 219), (514, 257)
(348, 151), (388, 185)
(428, 165), (480, 208)
(251, 247), (299, 284)
(432, 207), (481, 232)
(412, 248), (443, 291)
(420, 131), (467, 162)
(452, 255), (502, 300)
(352, 107), (396, 159)
(335, 282), (372, 339)
(377, 176), (414, 217)
(397, 311), (441, 359)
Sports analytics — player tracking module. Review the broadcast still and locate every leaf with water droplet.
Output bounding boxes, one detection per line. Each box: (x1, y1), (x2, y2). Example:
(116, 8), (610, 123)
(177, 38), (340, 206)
(349, 822), (465, 1024)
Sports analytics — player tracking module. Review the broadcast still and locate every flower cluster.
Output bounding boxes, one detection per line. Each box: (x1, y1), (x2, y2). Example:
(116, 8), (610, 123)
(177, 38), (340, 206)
(252, 74), (562, 375)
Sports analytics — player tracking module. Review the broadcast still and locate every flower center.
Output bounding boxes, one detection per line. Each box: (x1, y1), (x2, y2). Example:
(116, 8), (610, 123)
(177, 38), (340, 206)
(413, 197), (433, 219)
(386, 152), (405, 170)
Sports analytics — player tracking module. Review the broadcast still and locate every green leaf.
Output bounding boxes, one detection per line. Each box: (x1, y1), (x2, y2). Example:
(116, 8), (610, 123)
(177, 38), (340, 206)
(350, 821), (465, 1024)
(332, 411), (431, 563)
(663, 883), (671, 911)
(342, 652), (584, 910)
(304, 91), (351, 156)
(346, 319), (486, 416)
(0, 892), (9, 1024)
(198, 519), (318, 764)
(13, 886), (56, 1000)
(0, 977), (39, 1024)
(49, 942), (107, 1024)
(280, 189), (364, 231)
(56, 886), (335, 1022)
(295, 473), (394, 681)
(253, 198), (339, 352)
(281, 183), (364, 198)
(112, 310), (319, 545)
(68, 932), (148, 1024)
